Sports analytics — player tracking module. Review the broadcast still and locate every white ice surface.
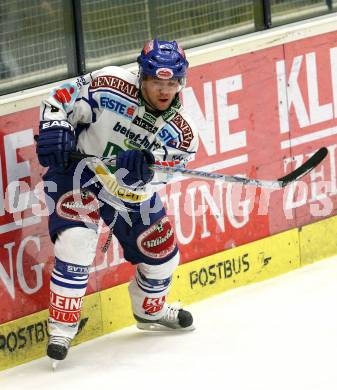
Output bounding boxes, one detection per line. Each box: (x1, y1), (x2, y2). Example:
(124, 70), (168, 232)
(2, 256), (337, 390)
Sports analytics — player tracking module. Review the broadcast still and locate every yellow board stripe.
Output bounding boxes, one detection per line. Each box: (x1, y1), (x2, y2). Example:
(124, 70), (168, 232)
(300, 216), (337, 266)
(1, 215), (337, 371)
(169, 228), (300, 305)
(0, 293), (103, 371)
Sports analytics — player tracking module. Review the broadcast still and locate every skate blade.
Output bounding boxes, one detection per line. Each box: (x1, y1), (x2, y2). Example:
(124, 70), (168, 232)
(50, 359), (60, 370)
(136, 322), (195, 332)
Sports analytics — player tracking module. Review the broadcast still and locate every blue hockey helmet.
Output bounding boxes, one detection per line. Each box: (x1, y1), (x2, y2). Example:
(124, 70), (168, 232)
(137, 39), (189, 89)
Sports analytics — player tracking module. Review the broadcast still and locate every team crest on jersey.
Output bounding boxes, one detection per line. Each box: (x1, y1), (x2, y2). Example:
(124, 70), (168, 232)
(52, 82), (79, 107)
(56, 190), (100, 224)
(137, 216), (176, 259)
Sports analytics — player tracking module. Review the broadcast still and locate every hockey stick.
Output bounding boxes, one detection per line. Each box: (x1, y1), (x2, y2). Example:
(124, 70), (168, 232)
(69, 147), (328, 189)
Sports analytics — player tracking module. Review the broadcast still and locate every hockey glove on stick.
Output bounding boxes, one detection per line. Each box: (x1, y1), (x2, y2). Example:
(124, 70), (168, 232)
(116, 149), (155, 187)
(68, 147), (328, 189)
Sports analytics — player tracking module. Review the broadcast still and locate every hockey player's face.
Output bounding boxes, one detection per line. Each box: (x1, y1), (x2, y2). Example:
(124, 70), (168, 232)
(141, 76), (180, 111)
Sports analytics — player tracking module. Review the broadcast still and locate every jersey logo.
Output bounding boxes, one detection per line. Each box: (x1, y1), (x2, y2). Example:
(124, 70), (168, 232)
(94, 164), (148, 203)
(137, 216), (177, 259)
(100, 95), (136, 119)
(54, 87), (74, 104)
(157, 125), (179, 145)
(132, 115), (158, 134)
(172, 113), (194, 151)
(112, 122), (161, 151)
(52, 83), (78, 106)
(91, 75), (138, 100)
(56, 190), (100, 224)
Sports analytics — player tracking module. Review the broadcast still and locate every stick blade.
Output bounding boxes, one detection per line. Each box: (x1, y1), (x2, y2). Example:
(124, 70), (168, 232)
(278, 147), (328, 187)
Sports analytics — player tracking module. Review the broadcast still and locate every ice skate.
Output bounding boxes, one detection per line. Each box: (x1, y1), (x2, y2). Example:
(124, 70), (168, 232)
(135, 304), (195, 331)
(47, 335), (72, 369)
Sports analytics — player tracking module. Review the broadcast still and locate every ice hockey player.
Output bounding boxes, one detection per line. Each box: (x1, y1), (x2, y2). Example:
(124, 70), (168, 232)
(36, 38), (198, 364)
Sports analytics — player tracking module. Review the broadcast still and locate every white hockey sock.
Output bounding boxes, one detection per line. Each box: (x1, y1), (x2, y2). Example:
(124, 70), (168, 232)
(49, 227), (98, 339)
(128, 252), (179, 321)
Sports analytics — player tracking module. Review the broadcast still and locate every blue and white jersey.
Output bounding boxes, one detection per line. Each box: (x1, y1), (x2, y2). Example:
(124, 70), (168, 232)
(40, 66), (198, 203)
